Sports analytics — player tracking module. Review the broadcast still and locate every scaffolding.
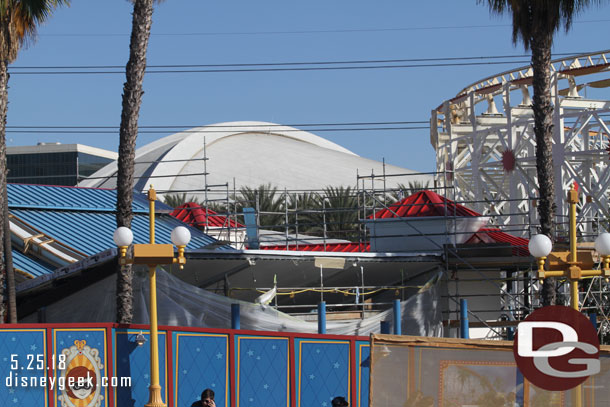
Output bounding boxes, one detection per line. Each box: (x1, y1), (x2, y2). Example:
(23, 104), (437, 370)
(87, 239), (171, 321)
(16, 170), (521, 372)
(145, 49), (610, 339)
(120, 120), (609, 341)
(426, 49), (610, 340)
(431, 49), (610, 238)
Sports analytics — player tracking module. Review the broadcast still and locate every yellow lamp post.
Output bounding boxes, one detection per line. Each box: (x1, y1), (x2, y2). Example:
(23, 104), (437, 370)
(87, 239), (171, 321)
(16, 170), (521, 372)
(113, 186), (191, 407)
(529, 186), (610, 406)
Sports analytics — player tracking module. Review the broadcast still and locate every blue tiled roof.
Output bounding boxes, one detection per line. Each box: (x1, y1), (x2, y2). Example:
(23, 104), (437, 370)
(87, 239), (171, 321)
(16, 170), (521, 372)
(7, 183), (233, 280)
(12, 250), (55, 278)
(11, 210), (224, 256)
(7, 183), (169, 213)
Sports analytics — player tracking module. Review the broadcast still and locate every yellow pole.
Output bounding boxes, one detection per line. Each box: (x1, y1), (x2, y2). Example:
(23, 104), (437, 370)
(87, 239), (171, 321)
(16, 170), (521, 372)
(149, 187), (155, 245)
(569, 186), (578, 265)
(568, 186), (580, 313)
(570, 280), (579, 311)
(145, 186), (165, 407)
(571, 287), (583, 407)
(568, 186), (582, 407)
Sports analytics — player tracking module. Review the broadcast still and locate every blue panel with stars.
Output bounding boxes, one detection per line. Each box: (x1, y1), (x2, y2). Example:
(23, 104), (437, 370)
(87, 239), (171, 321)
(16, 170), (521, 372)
(114, 329), (167, 407)
(0, 329), (47, 407)
(356, 341), (370, 407)
(295, 339), (350, 407)
(236, 335), (289, 407)
(174, 332), (229, 407)
(53, 328), (108, 407)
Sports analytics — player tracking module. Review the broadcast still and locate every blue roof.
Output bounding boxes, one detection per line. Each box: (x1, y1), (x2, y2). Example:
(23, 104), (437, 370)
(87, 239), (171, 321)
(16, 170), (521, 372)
(7, 184), (233, 280)
(7, 183), (164, 213)
(12, 250), (55, 279)
(11, 210), (224, 256)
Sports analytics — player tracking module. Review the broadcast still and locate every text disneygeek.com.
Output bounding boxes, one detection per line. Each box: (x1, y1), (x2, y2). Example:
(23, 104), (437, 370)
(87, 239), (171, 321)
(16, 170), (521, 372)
(4, 372), (132, 390)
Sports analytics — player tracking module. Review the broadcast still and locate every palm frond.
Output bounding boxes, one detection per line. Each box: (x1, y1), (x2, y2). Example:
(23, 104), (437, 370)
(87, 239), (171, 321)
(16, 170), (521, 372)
(321, 185), (360, 240)
(286, 191), (324, 234)
(478, 0), (599, 49)
(387, 180), (430, 203)
(163, 193), (189, 208)
(236, 184), (285, 229)
(0, 0), (69, 60)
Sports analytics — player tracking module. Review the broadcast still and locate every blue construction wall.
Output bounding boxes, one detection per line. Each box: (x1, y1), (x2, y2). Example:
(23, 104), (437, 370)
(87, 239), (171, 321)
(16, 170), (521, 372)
(236, 335), (289, 407)
(295, 338), (350, 407)
(174, 332), (229, 407)
(356, 341), (370, 407)
(0, 328), (47, 406)
(114, 329), (167, 407)
(52, 328), (110, 407)
(0, 325), (369, 407)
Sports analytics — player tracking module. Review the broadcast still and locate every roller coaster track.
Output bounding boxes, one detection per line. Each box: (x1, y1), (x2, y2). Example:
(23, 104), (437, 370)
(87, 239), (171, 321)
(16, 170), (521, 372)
(431, 50), (610, 239)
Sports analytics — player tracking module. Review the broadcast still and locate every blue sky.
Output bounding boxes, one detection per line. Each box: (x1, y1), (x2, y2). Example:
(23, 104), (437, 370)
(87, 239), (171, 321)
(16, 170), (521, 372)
(8, 1), (610, 172)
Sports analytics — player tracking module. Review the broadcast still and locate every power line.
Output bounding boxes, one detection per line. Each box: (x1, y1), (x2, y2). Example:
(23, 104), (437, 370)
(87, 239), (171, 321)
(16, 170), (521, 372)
(5, 126), (430, 134)
(9, 54), (537, 70)
(8, 60), (532, 75)
(8, 51), (598, 75)
(7, 120), (429, 129)
(5, 121), (432, 135)
(37, 19), (610, 37)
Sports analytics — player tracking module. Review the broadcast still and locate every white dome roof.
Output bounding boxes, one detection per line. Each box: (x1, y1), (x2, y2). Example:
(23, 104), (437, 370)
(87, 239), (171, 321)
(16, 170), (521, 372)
(80, 121), (430, 197)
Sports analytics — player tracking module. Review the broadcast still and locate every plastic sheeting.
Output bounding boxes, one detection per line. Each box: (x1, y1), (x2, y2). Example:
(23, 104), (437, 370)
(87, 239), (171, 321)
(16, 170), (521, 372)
(369, 335), (610, 406)
(24, 266), (443, 337)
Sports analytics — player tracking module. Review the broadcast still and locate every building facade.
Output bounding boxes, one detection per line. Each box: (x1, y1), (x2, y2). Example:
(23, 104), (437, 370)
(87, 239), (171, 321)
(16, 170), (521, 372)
(8, 143), (117, 186)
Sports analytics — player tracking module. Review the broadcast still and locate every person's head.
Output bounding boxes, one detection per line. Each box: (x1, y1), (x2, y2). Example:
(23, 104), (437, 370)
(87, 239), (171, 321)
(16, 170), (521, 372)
(201, 388), (215, 406)
(332, 396), (348, 407)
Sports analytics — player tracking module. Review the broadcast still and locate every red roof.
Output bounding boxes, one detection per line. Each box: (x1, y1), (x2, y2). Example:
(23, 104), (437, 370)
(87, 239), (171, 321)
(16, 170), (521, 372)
(260, 242), (370, 253)
(259, 230), (529, 256)
(171, 202), (244, 229)
(465, 228), (530, 257)
(369, 190), (481, 219)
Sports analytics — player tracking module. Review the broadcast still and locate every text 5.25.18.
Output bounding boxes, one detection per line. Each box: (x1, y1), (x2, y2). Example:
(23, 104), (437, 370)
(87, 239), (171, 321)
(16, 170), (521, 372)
(9, 354), (66, 370)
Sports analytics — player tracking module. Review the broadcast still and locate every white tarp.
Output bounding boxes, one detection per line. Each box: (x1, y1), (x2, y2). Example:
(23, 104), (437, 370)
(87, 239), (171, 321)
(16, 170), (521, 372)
(24, 267), (443, 337)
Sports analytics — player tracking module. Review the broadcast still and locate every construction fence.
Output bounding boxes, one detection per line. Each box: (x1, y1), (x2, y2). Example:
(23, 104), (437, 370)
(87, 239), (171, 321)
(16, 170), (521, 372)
(0, 323), (370, 407)
(369, 334), (610, 407)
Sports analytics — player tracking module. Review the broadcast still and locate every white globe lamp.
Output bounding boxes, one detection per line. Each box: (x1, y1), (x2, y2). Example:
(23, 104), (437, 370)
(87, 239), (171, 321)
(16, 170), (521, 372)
(528, 234), (552, 258)
(171, 226), (191, 247)
(114, 226), (133, 261)
(172, 226), (191, 270)
(595, 233), (610, 256)
(113, 227), (134, 247)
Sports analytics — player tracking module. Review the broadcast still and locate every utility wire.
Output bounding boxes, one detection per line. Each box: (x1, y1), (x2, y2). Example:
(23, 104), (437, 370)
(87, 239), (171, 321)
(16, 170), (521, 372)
(6, 126), (430, 134)
(37, 20), (610, 37)
(8, 54), (540, 70)
(8, 60), (532, 75)
(10, 51), (592, 70)
(8, 51), (599, 75)
(7, 120), (429, 129)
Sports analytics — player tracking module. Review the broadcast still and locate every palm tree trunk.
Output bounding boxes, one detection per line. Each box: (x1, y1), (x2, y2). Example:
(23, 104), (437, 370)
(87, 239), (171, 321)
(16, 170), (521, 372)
(0, 57), (7, 321)
(115, 0), (154, 324)
(530, 27), (556, 307)
(3, 174), (15, 322)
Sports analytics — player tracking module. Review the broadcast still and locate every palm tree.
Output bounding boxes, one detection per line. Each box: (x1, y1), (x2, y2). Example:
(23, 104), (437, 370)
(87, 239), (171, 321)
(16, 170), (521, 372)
(236, 184), (285, 229)
(0, 0), (68, 322)
(387, 180), (430, 203)
(287, 191), (323, 235)
(479, 0), (600, 306)
(115, 0), (154, 324)
(323, 186), (360, 240)
(163, 193), (189, 208)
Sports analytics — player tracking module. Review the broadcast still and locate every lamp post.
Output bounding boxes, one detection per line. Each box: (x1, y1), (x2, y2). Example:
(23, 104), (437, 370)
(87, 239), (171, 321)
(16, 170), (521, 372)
(113, 186), (191, 407)
(529, 186), (610, 407)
